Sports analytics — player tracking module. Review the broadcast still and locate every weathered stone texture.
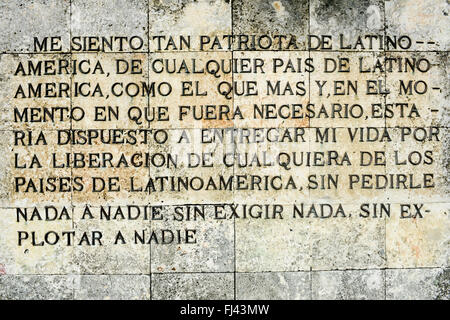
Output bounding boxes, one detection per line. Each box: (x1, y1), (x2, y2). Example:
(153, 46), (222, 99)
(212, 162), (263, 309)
(151, 273), (234, 300)
(74, 275), (151, 300)
(236, 272), (311, 300)
(386, 268), (449, 300)
(312, 269), (385, 300)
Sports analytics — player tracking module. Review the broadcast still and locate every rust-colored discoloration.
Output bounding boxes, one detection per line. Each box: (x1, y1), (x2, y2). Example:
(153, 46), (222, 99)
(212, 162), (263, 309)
(272, 1), (282, 11)
(411, 245), (421, 260)
(0, 263), (6, 275)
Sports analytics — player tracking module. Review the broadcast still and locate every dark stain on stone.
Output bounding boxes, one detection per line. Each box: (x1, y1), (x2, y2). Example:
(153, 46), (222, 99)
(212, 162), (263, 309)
(314, 0), (380, 25)
(434, 269), (449, 300)
(233, 0), (309, 36)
